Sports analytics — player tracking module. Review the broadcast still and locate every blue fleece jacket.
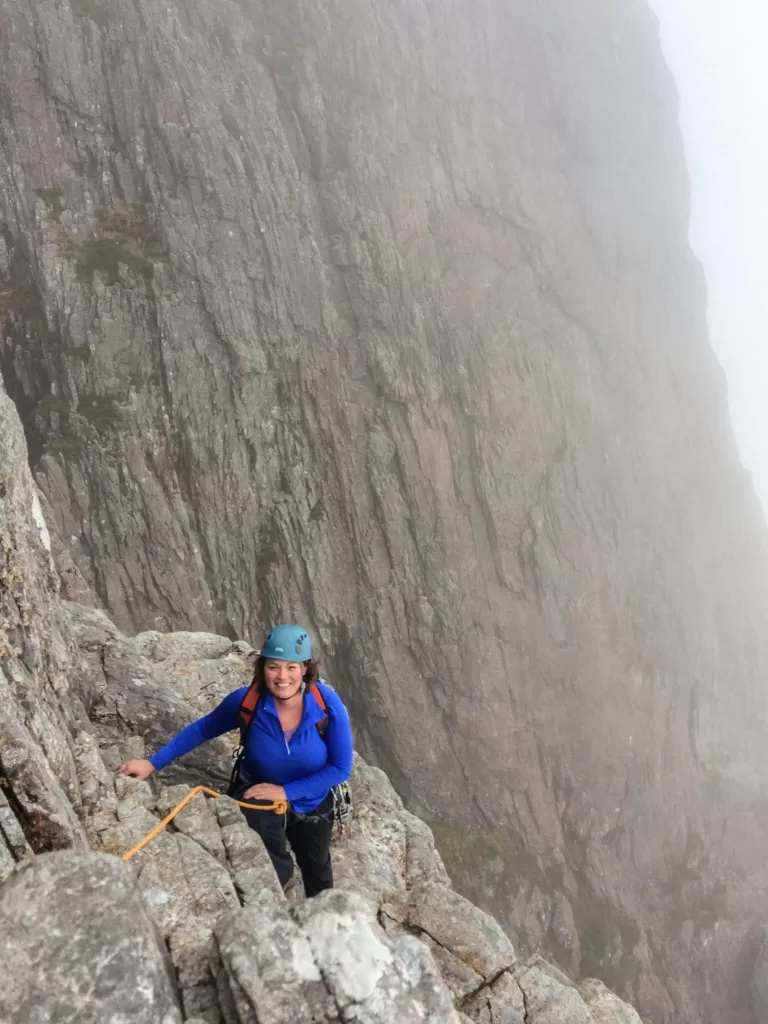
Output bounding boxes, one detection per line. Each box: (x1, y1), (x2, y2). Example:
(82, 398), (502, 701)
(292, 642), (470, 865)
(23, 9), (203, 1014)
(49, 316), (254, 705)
(149, 681), (354, 814)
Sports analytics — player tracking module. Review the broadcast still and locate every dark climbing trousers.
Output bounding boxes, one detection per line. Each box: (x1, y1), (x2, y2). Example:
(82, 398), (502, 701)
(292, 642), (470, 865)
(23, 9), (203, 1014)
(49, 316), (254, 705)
(236, 788), (334, 897)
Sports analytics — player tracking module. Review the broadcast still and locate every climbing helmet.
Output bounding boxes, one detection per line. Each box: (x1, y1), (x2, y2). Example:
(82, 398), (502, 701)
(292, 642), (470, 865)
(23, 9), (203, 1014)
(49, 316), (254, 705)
(261, 624), (312, 661)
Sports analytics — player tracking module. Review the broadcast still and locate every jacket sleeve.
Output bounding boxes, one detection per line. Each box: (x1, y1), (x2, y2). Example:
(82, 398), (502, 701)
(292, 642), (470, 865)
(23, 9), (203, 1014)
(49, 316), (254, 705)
(282, 686), (354, 804)
(148, 687), (247, 771)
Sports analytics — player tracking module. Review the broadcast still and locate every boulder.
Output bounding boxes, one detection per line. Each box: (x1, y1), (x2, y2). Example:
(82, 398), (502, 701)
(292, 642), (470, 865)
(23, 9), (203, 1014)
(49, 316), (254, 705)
(0, 851), (182, 1023)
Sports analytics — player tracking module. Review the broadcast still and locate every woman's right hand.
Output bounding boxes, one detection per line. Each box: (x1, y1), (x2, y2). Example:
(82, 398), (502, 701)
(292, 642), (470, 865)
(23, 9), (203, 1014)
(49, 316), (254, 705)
(117, 759), (155, 781)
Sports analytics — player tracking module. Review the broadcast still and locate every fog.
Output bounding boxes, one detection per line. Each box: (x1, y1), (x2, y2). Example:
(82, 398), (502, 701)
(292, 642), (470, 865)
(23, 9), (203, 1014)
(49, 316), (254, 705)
(650, 0), (768, 515)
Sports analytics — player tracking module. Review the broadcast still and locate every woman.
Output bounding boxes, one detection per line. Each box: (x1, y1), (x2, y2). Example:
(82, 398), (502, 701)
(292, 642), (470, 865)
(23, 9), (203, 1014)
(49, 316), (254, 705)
(119, 624), (354, 897)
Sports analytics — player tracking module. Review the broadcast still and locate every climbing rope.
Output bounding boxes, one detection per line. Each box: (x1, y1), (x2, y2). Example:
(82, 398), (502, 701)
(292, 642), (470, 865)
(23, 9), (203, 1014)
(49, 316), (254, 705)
(121, 785), (287, 862)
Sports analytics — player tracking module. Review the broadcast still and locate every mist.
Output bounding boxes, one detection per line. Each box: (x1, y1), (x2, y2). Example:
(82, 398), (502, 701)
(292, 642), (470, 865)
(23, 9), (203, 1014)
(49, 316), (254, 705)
(650, 0), (768, 515)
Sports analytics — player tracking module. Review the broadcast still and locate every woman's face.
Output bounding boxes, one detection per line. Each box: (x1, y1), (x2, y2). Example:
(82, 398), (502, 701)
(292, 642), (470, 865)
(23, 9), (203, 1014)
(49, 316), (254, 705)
(264, 659), (304, 701)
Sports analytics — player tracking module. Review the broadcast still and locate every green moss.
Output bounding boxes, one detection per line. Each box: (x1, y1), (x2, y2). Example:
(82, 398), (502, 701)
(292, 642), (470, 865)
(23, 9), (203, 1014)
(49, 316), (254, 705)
(70, 0), (111, 26)
(430, 820), (563, 896)
(660, 838), (731, 933)
(36, 394), (70, 416)
(35, 187), (64, 220)
(76, 238), (155, 284)
(664, 893), (726, 933)
(660, 857), (699, 896)
(0, 81), (13, 134)
(0, 286), (16, 320)
(58, 203), (167, 286)
(40, 392), (120, 451)
(430, 817), (641, 995)
(257, 513), (281, 580)
(691, 881), (729, 931)
(309, 499), (325, 523)
(0, 248), (42, 325)
(78, 394), (120, 432)
(67, 345), (92, 362)
(568, 888), (640, 990)
(47, 436), (82, 456)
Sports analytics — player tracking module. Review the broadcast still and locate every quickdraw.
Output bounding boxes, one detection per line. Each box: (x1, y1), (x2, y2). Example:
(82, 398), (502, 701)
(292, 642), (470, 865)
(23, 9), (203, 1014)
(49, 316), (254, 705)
(332, 781), (353, 837)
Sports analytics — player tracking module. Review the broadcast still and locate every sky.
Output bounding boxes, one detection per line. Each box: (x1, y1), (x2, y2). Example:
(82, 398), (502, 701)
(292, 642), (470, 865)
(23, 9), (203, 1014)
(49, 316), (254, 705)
(648, 0), (768, 514)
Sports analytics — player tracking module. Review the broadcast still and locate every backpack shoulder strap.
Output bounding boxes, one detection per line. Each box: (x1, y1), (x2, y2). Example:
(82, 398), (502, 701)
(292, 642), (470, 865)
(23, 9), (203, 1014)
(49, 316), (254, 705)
(236, 683), (260, 745)
(309, 681), (330, 737)
(238, 681), (329, 741)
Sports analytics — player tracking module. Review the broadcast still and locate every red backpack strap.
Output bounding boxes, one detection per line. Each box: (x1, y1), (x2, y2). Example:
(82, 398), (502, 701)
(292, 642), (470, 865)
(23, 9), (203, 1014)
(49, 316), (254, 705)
(309, 681), (329, 736)
(308, 681), (326, 711)
(236, 683), (260, 743)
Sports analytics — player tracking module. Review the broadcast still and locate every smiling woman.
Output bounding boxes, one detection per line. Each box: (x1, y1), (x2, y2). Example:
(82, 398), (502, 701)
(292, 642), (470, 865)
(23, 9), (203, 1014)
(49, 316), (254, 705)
(118, 624), (354, 897)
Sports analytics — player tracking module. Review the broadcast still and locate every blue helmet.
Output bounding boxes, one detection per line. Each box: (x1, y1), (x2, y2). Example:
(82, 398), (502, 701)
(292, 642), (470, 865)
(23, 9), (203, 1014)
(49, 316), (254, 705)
(261, 624), (312, 661)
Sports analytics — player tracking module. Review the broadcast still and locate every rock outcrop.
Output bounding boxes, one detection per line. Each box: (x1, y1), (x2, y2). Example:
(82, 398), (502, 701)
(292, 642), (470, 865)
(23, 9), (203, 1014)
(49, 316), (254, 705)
(0, 852), (182, 1024)
(3, 1), (768, 1021)
(0, 377), (88, 869)
(1, 380), (642, 1023)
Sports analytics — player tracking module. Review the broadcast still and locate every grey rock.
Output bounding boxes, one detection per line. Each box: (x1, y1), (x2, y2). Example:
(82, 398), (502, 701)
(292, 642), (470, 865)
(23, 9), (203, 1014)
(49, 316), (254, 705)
(156, 783), (228, 864)
(73, 730), (119, 818)
(216, 815), (286, 908)
(213, 795), (248, 831)
(0, 681), (85, 851)
(0, 787), (33, 865)
(135, 630), (236, 664)
(294, 889), (460, 1023)
(403, 810), (452, 890)
(352, 759), (406, 816)
(418, 931), (484, 1000)
(334, 803), (408, 905)
(578, 979), (643, 1024)
(333, 757), (449, 907)
(0, 384), (88, 858)
(0, 837), (17, 884)
(408, 881), (516, 980)
(750, 927), (768, 1024)
(169, 924), (223, 1022)
(136, 829), (240, 936)
(512, 957), (594, 1024)
(215, 901), (337, 1023)
(63, 600), (247, 789)
(461, 970), (526, 1024)
(129, 807), (240, 1017)
(0, 851), (182, 1023)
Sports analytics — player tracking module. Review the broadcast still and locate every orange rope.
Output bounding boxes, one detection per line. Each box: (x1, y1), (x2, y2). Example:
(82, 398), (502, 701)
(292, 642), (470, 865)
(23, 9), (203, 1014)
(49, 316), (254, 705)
(121, 785), (287, 862)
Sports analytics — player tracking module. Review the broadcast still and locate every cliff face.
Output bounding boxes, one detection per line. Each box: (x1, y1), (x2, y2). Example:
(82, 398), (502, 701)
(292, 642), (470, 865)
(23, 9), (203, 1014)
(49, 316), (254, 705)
(2, 1), (768, 1021)
(0, 380), (644, 1024)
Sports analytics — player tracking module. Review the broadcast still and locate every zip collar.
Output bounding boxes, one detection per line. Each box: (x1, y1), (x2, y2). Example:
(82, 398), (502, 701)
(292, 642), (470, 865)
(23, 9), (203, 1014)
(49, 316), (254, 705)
(259, 687), (326, 731)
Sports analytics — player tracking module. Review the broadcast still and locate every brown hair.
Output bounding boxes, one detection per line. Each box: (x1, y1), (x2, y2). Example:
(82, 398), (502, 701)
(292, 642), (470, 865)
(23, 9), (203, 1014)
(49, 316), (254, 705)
(251, 656), (320, 697)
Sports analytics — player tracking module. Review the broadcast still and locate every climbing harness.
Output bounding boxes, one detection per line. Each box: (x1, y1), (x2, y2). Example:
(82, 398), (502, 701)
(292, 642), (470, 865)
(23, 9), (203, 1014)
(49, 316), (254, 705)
(121, 785), (287, 862)
(332, 780), (353, 838)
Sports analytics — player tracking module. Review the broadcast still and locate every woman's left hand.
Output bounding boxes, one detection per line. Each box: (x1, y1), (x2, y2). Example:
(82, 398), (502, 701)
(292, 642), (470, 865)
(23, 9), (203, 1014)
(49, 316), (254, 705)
(242, 783), (287, 803)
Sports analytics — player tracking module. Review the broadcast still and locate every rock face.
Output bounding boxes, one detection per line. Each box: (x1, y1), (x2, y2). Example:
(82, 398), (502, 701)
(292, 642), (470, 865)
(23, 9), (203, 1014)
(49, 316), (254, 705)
(0, 851), (182, 1024)
(3, 1), (768, 1022)
(0, 382), (88, 869)
(0, 381), (643, 1024)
